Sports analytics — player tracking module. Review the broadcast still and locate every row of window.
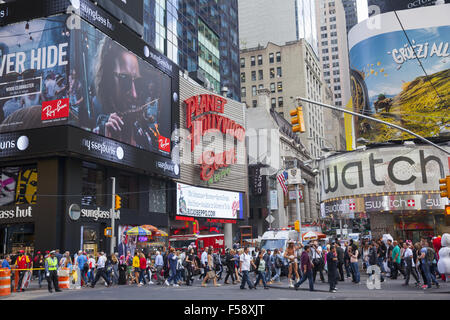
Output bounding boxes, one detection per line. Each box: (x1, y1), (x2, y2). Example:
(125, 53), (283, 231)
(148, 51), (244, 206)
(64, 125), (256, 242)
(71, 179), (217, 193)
(240, 52), (281, 68)
(240, 67), (282, 82)
(241, 82), (283, 97)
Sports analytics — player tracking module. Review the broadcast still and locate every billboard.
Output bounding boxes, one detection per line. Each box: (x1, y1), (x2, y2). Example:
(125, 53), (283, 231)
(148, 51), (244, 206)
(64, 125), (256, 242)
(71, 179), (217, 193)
(93, 0), (144, 36)
(0, 165), (37, 207)
(348, 5), (450, 143)
(0, 14), (177, 159)
(368, 0), (450, 15)
(319, 145), (450, 201)
(176, 183), (244, 220)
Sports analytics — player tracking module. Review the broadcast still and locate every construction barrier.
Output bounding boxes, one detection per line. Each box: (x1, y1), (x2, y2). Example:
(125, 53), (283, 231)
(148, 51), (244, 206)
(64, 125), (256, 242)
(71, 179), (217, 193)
(58, 268), (70, 289)
(0, 268), (11, 297)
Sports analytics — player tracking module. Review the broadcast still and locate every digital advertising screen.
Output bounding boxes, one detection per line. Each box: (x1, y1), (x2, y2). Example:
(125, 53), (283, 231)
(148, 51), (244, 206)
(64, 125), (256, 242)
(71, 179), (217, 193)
(0, 14), (176, 159)
(368, 0), (450, 15)
(348, 4), (450, 143)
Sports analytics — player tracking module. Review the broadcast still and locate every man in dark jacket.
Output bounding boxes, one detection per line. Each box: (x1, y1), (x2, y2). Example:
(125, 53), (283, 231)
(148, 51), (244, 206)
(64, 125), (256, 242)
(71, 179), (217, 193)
(369, 241), (384, 282)
(327, 245), (338, 292)
(263, 249), (273, 284)
(336, 242), (345, 281)
(294, 245), (314, 291)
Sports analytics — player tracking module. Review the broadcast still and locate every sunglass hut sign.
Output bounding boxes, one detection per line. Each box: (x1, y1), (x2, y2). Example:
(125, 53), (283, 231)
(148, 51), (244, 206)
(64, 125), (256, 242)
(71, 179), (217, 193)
(184, 94), (245, 185)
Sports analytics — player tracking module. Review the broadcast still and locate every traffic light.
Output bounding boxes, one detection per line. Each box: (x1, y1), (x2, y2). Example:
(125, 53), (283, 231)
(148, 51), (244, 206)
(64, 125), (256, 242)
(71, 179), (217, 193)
(445, 205), (450, 216)
(114, 194), (122, 210)
(290, 106), (305, 133)
(294, 220), (300, 232)
(439, 176), (450, 198)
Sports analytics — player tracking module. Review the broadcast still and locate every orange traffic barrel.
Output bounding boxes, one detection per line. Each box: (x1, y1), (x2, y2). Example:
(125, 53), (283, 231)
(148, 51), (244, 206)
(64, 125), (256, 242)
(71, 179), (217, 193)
(0, 268), (11, 296)
(58, 268), (70, 289)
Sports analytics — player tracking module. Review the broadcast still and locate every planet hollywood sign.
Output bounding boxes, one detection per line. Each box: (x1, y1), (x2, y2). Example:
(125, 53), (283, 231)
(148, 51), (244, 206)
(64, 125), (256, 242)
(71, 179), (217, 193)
(184, 94), (245, 184)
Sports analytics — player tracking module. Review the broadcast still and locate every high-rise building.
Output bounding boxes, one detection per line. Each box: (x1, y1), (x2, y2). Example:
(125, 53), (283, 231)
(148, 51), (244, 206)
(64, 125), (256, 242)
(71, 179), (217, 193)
(143, 0), (241, 101)
(316, 0), (351, 109)
(341, 0), (358, 33)
(238, 0), (319, 56)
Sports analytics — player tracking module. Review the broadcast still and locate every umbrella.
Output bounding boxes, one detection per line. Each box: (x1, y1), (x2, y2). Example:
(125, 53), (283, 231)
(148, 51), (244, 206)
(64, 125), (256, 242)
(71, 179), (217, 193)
(142, 225), (168, 237)
(302, 231), (326, 241)
(126, 227), (151, 236)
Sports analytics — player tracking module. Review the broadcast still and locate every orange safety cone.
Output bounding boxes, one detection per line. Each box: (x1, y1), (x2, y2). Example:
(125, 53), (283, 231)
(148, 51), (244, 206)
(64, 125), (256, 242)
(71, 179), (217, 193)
(0, 268), (11, 296)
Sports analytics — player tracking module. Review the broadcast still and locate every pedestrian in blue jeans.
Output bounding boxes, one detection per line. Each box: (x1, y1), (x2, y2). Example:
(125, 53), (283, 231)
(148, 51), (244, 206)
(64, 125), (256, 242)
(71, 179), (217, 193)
(419, 240), (439, 289)
(254, 251), (269, 289)
(239, 247), (256, 289)
(294, 245), (314, 291)
(164, 248), (179, 286)
(349, 245), (360, 283)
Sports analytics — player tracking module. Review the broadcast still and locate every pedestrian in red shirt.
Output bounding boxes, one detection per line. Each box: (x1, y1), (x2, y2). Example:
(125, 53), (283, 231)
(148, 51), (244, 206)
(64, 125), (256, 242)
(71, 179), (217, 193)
(138, 252), (147, 286)
(15, 250), (30, 292)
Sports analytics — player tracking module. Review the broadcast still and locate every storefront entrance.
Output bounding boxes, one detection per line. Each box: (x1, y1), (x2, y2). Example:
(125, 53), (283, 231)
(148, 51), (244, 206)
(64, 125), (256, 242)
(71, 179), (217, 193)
(0, 223), (35, 255)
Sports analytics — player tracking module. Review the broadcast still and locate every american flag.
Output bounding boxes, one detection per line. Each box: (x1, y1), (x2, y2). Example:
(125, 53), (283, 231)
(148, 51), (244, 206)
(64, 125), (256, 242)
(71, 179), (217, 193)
(277, 171), (288, 194)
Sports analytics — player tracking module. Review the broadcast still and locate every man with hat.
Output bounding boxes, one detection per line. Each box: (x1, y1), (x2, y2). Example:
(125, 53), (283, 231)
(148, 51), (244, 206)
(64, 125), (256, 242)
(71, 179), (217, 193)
(15, 250), (30, 292)
(45, 250), (61, 293)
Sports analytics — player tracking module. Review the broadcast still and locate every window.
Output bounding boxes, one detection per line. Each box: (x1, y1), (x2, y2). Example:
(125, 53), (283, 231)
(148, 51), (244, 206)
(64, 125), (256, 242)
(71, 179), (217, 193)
(276, 52), (281, 62)
(241, 87), (246, 98)
(252, 85), (257, 96)
(258, 55), (263, 65)
(321, 41), (328, 46)
(258, 70), (263, 80)
(277, 67), (282, 77)
(240, 57), (245, 68)
(252, 100), (257, 108)
(277, 82), (283, 92)
(270, 83), (275, 93)
(117, 173), (139, 209)
(81, 165), (106, 206)
(258, 84), (264, 90)
(322, 48), (329, 54)
(251, 56), (255, 66)
(270, 68), (275, 78)
(278, 97), (283, 107)
(149, 179), (167, 213)
(321, 33), (328, 39)
(240, 72), (246, 83)
(269, 53), (274, 63)
(271, 98), (276, 108)
(320, 26), (327, 31)
(333, 62), (340, 68)
(251, 70), (256, 81)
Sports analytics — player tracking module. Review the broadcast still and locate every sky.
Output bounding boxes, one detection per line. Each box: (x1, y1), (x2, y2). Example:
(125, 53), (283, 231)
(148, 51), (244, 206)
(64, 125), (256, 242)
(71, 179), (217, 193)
(357, 0), (369, 22)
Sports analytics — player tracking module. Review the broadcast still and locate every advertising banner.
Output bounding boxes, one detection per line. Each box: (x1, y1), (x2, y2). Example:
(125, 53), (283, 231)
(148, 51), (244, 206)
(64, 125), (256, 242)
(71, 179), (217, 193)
(94, 0), (144, 36)
(368, 0), (450, 15)
(348, 5), (450, 143)
(0, 14), (177, 161)
(0, 165), (37, 207)
(319, 145), (450, 201)
(321, 193), (448, 218)
(176, 183), (244, 220)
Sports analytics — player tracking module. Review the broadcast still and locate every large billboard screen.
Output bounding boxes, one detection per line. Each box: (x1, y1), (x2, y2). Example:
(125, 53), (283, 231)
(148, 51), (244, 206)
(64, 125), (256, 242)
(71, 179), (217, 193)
(93, 0), (144, 36)
(0, 14), (176, 158)
(348, 4), (449, 143)
(176, 183), (244, 220)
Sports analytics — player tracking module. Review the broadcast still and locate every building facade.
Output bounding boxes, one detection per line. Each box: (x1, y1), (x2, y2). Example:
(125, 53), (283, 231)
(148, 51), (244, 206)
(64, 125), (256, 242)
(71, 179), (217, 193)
(238, 0), (319, 56)
(316, 0), (351, 109)
(143, 0), (241, 101)
(0, 0), (181, 256)
(319, 143), (450, 242)
(341, 0), (359, 33)
(247, 91), (320, 235)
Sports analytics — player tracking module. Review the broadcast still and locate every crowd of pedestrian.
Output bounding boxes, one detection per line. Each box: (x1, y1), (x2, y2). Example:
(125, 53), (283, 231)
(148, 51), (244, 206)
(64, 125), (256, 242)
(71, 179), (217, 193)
(0, 235), (446, 294)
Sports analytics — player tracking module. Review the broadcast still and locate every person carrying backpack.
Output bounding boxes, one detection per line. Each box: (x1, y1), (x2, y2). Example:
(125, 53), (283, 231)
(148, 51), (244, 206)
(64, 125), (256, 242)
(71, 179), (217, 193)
(419, 238), (439, 289)
(270, 248), (283, 283)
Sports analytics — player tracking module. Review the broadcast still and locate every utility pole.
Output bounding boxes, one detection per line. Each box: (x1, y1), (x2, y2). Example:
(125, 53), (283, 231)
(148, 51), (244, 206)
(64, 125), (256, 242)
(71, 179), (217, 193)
(111, 177), (116, 255)
(294, 159), (302, 243)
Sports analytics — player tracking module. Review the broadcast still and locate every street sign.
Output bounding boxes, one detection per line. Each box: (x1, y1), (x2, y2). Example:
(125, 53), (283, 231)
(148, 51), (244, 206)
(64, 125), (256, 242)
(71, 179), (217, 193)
(287, 168), (302, 185)
(266, 215), (275, 224)
(270, 190), (278, 210)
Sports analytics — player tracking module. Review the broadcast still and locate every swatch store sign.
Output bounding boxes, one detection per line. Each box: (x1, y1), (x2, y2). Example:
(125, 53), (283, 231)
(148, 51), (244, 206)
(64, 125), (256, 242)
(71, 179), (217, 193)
(319, 145), (450, 201)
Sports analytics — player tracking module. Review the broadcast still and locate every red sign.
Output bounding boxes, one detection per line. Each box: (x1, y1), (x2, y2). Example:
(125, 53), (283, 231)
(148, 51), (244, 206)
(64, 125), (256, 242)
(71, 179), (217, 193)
(41, 98), (70, 121)
(207, 218), (237, 224)
(175, 216), (194, 222)
(158, 135), (171, 153)
(199, 148), (237, 181)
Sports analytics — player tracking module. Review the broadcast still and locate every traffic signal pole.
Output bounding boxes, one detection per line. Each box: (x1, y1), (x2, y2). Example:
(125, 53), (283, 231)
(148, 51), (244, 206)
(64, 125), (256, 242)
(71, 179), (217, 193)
(111, 177), (116, 255)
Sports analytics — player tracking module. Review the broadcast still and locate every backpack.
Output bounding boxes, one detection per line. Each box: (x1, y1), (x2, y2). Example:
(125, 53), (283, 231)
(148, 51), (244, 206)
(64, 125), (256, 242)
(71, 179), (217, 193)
(275, 256), (283, 268)
(425, 247), (435, 263)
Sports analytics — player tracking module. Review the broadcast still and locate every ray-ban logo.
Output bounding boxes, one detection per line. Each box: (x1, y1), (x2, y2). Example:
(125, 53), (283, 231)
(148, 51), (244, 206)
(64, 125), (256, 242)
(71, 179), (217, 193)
(42, 98), (70, 121)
